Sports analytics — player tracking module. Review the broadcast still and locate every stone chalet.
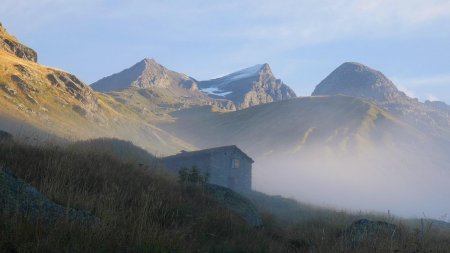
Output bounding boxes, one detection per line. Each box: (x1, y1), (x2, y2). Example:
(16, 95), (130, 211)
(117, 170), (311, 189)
(162, 145), (254, 192)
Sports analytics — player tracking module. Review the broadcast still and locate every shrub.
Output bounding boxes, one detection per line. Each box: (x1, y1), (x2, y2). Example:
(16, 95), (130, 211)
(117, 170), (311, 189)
(178, 166), (209, 185)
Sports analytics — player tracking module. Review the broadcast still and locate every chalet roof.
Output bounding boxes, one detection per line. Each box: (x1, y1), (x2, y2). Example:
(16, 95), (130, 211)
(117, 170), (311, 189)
(162, 145), (254, 163)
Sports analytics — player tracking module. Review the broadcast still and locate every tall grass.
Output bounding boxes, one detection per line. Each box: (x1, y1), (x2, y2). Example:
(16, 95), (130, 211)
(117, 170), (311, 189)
(1, 137), (450, 252)
(0, 138), (289, 252)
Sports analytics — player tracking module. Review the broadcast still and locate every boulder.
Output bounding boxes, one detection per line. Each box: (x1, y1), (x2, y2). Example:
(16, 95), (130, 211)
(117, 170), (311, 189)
(345, 218), (399, 248)
(205, 184), (263, 227)
(0, 167), (97, 224)
(0, 130), (12, 140)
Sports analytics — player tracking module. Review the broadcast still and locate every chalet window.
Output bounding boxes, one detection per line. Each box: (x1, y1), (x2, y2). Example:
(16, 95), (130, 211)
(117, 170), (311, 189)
(232, 159), (240, 169)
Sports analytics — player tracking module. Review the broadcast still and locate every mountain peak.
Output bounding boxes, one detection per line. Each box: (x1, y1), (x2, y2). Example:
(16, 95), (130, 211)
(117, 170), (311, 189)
(142, 58), (158, 65)
(91, 58), (196, 92)
(199, 63), (296, 109)
(341, 61), (371, 68)
(312, 62), (405, 103)
(210, 63), (273, 85)
(260, 63), (273, 75)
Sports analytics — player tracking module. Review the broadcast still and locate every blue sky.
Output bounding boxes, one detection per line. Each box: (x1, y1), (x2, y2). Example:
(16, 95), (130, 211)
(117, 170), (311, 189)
(1, 0), (450, 102)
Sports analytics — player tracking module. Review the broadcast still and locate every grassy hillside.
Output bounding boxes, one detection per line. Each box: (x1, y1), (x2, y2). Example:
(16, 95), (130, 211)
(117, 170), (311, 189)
(0, 25), (193, 155)
(1, 137), (450, 252)
(161, 96), (424, 157)
(0, 137), (288, 252)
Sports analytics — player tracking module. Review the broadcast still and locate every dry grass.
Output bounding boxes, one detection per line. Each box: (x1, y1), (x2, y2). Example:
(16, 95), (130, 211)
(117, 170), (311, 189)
(1, 137), (450, 252)
(0, 138), (289, 252)
(0, 49), (193, 155)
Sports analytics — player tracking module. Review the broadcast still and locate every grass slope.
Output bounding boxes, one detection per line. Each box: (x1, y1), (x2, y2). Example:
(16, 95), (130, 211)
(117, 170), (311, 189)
(1, 137), (450, 252)
(161, 96), (424, 157)
(0, 29), (193, 155)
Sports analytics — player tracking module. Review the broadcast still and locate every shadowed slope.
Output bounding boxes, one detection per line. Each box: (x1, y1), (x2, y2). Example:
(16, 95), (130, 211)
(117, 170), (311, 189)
(161, 96), (422, 157)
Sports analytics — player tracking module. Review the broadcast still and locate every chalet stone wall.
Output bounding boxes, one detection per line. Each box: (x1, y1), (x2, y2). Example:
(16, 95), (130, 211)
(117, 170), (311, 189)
(209, 150), (251, 192)
(162, 147), (252, 192)
(163, 153), (212, 176)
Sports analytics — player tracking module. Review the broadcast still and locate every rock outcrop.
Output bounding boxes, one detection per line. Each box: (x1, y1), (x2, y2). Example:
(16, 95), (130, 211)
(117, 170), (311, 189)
(345, 219), (399, 248)
(0, 23), (37, 62)
(0, 167), (97, 223)
(46, 71), (99, 114)
(199, 63), (296, 109)
(0, 130), (12, 140)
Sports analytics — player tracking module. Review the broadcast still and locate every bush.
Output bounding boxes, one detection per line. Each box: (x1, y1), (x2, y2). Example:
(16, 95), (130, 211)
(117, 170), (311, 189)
(178, 166), (209, 185)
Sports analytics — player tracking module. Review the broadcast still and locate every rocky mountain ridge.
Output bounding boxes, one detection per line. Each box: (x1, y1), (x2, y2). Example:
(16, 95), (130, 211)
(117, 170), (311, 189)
(91, 60), (296, 110)
(91, 58), (231, 120)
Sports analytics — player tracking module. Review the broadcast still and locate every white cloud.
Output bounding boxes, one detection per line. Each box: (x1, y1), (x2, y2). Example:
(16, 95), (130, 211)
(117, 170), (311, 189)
(210, 0), (450, 46)
(396, 84), (416, 98)
(427, 94), (440, 101)
(2, 0), (450, 43)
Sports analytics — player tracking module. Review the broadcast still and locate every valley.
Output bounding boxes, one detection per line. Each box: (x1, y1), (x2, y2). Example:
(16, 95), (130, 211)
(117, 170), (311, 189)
(2, 19), (450, 252)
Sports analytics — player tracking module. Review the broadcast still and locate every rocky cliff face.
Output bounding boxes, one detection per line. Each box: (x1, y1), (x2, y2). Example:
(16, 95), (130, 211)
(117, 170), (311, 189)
(0, 23), (37, 62)
(199, 63), (296, 109)
(312, 62), (450, 139)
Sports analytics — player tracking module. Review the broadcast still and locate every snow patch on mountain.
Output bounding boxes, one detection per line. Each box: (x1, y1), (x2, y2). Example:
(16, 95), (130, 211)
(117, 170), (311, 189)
(223, 64), (264, 81)
(212, 64), (264, 88)
(201, 87), (233, 97)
